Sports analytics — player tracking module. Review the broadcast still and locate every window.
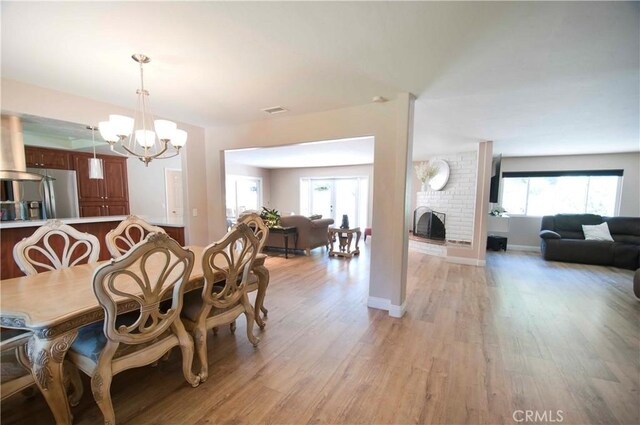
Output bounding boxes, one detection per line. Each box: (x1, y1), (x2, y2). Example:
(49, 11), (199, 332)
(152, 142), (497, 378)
(501, 170), (622, 217)
(225, 175), (262, 218)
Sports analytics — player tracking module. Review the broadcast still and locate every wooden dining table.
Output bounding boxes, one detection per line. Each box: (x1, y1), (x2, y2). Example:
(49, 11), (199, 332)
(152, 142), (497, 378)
(0, 246), (269, 425)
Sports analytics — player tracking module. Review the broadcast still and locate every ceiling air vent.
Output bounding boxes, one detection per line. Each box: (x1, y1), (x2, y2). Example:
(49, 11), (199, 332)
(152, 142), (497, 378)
(262, 106), (288, 115)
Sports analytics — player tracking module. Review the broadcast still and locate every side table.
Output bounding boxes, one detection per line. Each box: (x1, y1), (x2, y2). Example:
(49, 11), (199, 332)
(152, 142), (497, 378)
(268, 226), (298, 259)
(328, 227), (361, 258)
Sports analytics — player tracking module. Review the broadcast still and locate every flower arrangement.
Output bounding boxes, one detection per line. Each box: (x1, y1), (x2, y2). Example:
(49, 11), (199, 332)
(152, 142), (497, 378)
(414, 161), (440, 183)
(260, 207), (281, 227)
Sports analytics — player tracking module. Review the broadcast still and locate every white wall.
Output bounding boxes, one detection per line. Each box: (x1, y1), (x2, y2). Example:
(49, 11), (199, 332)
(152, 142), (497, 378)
(269, 164), (373, 225)
(224, 161), (272, 208)
(127, 154), (182, 220)
(500, 152), (640, 247)
(414, 151), (478, 243)
(2, 78), (210, 245)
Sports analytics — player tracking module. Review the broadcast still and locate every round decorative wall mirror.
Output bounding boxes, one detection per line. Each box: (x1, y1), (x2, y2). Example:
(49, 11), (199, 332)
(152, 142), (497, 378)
(428, 159), (450, 191)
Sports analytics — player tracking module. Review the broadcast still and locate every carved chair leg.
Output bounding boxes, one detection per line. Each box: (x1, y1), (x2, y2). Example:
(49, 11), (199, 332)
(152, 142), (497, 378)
(242, 295), (260, 347)
(92, 343), (118, 425)
(171, 321), (200, 388)
(253, 265), (270, 329)
(65, 362), (84, 407)
(193, 325), (209, 383)
(91, 372), (115, 425)
(27, 332), (78, 425)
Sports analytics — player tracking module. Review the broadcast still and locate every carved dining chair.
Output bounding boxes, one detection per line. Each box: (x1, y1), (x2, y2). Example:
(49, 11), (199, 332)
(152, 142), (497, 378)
(13, 219), (101, 276)
(235, 213), (270, 326)
(1, 330), (36, 401)
(237, 213), (269, 253)
(8, 220), (94, 405)
(66, 232), (200, 424)
(181, 223), (260, 382)
(105, 215), (166, 258)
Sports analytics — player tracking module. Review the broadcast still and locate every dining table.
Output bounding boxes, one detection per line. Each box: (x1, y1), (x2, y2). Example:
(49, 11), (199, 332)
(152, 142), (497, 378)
(0, 246), (269, 425)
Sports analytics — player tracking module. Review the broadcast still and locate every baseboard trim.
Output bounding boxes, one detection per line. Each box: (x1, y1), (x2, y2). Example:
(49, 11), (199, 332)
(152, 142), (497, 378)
(446, 256), (486, 267)
(367, 296), (390, 311)
(367, 296), (407, 318)
(508, 245), (541, 252)
(389, 301), (407, 318)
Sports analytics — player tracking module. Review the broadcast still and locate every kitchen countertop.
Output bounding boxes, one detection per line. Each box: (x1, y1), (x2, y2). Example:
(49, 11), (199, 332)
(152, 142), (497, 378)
(0, 215), (185, 229)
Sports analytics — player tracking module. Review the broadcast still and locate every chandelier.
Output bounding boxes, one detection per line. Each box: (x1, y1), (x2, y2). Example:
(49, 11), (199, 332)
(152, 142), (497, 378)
(98, 54), (187, 166)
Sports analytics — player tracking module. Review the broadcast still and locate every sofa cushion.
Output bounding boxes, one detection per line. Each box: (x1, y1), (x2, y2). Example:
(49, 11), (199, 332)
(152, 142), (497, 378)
(541, 239), (614, 265)
(612, 243), (640, 270)
(611, 234), (640, 244)
(605, 217), (640, 237)
(555, 214), (603, 233)
(582, 222), (614, 241)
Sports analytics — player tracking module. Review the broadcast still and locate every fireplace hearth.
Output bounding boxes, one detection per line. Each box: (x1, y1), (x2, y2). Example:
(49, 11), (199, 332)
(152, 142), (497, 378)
(413, 207), (446, 241)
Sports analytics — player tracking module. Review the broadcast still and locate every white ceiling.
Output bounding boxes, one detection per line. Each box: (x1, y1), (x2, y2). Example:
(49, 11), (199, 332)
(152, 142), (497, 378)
(2, 2), (638, 160)
(226, 137), (374, 169)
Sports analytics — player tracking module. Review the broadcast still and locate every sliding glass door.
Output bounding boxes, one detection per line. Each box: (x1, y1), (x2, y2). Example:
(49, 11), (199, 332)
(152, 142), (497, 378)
(300, 177), (368, 228)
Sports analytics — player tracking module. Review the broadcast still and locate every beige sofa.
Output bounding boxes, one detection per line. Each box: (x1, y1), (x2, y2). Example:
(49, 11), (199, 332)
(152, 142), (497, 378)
(265, 215), (334, 255)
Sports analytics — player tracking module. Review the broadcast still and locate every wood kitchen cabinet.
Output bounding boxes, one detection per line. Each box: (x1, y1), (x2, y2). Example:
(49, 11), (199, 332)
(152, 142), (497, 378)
(25, 146), (71, 169)
(73, 153), (130, 217)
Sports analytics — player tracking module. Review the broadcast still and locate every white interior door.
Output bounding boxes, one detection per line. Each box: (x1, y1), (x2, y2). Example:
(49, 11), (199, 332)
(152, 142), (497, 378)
(165, 168), (183, 221)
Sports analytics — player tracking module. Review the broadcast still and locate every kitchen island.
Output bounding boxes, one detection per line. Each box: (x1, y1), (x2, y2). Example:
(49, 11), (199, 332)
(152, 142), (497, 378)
(0, 216), (185, 279)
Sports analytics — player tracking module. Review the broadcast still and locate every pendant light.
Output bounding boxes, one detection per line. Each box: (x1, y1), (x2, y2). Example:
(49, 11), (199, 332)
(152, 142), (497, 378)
(87, 125), (104, 179)
(98, 54), (187, 166)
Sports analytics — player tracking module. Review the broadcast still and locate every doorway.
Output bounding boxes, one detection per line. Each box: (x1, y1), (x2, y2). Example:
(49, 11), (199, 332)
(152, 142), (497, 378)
(300, 177), (369, 228)
(165, 168), (183, 222)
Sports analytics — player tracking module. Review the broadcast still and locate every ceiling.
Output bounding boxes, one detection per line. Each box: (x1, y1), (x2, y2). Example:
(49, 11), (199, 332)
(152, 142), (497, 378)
(2, 2), (638, 160)
(226, 137), (374, 169)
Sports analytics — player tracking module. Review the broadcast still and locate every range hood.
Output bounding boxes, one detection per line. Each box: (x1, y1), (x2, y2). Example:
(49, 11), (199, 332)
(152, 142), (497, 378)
(0, 115), (45, 181)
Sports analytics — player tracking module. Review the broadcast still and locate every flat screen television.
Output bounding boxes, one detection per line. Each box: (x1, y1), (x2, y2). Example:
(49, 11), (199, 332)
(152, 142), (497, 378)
(489, 154), (502, 203)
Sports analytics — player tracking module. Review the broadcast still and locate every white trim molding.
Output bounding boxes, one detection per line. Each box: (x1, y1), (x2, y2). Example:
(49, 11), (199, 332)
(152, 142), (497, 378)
(367, 296), (407, 318)
(446, 256), (486, 267)
(367, 296), (390, 311)
(389, 301), (407, 318)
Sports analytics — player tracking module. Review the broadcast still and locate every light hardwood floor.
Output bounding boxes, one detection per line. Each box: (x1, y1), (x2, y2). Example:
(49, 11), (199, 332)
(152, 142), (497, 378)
(2, 245), (638, 424)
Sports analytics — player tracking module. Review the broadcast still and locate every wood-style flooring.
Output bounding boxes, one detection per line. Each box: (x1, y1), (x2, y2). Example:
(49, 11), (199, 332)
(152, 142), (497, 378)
(2, 245), (638, 424)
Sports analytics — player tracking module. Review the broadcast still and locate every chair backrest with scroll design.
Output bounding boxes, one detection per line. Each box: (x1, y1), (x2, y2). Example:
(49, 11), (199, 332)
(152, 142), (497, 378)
(201, 223), (259, 311)
(13, 220), (101, 276)
(92, 232), (194, 346)
(236, 213), (269, 253)
(105, 215), (167, 258)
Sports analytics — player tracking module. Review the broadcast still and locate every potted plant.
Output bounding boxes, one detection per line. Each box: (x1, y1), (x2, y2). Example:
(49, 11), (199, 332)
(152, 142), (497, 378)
(260, 207), (281, 228)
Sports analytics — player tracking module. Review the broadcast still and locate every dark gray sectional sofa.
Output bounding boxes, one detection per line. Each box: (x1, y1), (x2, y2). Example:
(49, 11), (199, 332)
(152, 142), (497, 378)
(539, 214), (640, 270)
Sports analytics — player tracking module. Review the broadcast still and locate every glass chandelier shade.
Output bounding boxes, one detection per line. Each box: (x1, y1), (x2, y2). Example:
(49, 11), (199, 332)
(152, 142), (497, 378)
(87, 126), (104, 180)
(98, 54), (187, 166)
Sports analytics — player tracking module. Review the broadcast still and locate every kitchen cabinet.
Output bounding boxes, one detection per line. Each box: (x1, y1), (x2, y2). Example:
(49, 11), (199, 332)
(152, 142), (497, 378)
(0, 219), (185, 279)
(73, 153), (130, 217)
(25, 146), (71, 170)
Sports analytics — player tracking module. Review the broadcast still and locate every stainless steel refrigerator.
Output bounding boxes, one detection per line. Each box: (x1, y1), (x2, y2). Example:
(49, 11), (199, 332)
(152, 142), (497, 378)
(22, 168), (80, 218)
